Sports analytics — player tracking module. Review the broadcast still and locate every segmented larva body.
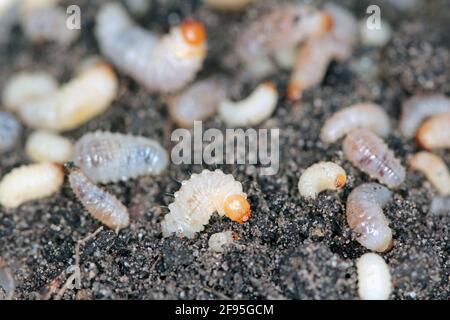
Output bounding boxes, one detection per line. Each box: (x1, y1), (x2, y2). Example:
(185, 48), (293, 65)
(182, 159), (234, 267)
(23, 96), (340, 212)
(218, 82), (278, 127)
(161, 169), (251, 238)
(416, 112), (450, 150)
(343, 129), (406, 188)
(0, 111), (22, 153)
(321, 103), (391, 143)
(298, 162), (346, 199)
(0, 163), (64, 209)
(67, 163), (129, 231)
(95, 3), (206, 93)
(73, 131), (168, 184)
(208, 231), (236, 252)
(204, 0), (257, 11)
(409, 152), (450, 196)
(346, 183), (393, 252)
(25, 130), (73, 164)
(357, 253), (392, 300)
(399, 94), (450, 137)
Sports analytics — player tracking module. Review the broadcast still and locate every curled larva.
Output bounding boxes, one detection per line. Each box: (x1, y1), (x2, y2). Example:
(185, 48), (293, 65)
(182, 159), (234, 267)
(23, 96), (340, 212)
(95, 3), (206, 93)
(0, 111), (22, 153)
(320, 103), (391, 143)
(298, 162), (346, 199)
(16, 61), (118, 131)
(343, 129), (406, 188)
(409, 152), (450, 196)
(430, 196), (450, 216)
(208, 231), (236, 252)
(0, 162), (63, 209)
(204, 0), (257, 11)
(399, 94), (450, 137)
(416, 112), (450, 150)
(66, 163), (129, 231)
(346, 183), (393, 252)
(161, 169), (250, 238)
(73, 131), (168, 184)
(218, 82), (278, 127)
(25, 130), (73, 164)
(357, 253), (392, 300)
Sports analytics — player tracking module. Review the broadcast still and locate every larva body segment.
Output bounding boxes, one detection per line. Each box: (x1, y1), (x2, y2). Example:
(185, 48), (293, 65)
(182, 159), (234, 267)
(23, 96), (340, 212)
(208, 231), (235, 252)
(73, 131), (168, 184)
(343, 129), (405, 188)
(409, 152), (450, 196)
(67, 164), (129, 231)
(357, 253), (392, 300)
(416, 112), (450, 150)
(321, 103), (391, 143)
(161, 169), (250, 238)
(298, 162), (346, 199)
(95, 3), (206, 93)
(0, 163), (63, 209)
(0, 111), (22, 153)
(25, 130), (73, 164)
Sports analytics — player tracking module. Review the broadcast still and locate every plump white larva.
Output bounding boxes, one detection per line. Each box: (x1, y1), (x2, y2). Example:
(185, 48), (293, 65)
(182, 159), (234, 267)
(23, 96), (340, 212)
(204, 0), (257, 11)
(208, 231), (236, 252)
(416, 112), (450, 150)
(0, 162), (64, 209)
(161, 169), (251, 239)
(409, 152), (450, 196)
(25, 130), (73, 164)
(298, 162), (346, 199)
(346, 183), (393, 252)
(95, 3), (206, 93)
(0, 111), (22, 153)
(357, 253), (392, 300)
(359, 19), (392, 47)
(399, 94), (450, 137)
(73, 131), (168, 184)
(218, 82), (278, 127)
(16, 61), (118, 131)
(320, 103), (391, 143)
(67, 163), (129, 231)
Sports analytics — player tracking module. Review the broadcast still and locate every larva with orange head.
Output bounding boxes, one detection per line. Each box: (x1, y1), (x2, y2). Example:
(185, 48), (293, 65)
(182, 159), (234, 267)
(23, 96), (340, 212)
(161, 169), (250, 238)
(95, 3), (206, 93)
(416, 112), (450, 150)
(409, 152), (450, 196)
(298, 162), (346, 199)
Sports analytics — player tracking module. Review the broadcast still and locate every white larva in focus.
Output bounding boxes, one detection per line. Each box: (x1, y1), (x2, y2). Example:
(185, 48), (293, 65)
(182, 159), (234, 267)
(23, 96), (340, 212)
(346, 183), (393, 252)
(409, 151), (450, 196)
(72, 131), (168, 184)
(320, 103), (391, 143)
(357, 253), (392, 300)
(204, 0), (257, 11)
(416, 112), (450, 150)
(95, 3), (206, 93)
(358, 19), (392, 47)
(0, 111), (22, 154)
(208, 231), (236, 252)
(25, 130), (73, 164)
(218, 82), (278, 127)
(298, 162), (346, 199)
(0, 162), (64, 209)
(161, 169), (251, 239)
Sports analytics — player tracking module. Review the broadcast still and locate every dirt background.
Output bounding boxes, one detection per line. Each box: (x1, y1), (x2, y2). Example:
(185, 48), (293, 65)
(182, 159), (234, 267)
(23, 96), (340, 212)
(0, 0), (449, 300)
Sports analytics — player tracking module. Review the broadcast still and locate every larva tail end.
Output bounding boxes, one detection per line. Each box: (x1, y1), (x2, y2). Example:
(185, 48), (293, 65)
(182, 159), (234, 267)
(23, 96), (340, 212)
(381, 239), (394, 253)
(286, 82), (303, 102)
(181, 19), (206, 46)
(224, 194), (251, 224)
(335, 173), (346, 189)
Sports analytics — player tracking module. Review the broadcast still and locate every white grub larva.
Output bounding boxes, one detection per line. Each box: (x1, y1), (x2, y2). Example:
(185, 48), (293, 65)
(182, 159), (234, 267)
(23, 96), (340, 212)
(204, 0), (257, 11)
(17, 61), (118, 132)
(73, 131), (168, 184)
(399, 94), (450, 137)
(416, 112), (450, 150)
(95, 3), (206, 93)
(357, 253), (392, 300)
(0, 162), (64, 209)
(25, 130), (73, 164)
(298, 162), (346, 199)
(320, 103), (391, 144)
(161, 169), (250, 239)
(218, 81), (278, 127)
(208, 231), (236, 252)
(66, 163), (130, 232)
(409, 152), (450, 196)
(0, 111), (22, 153)
(347, 183), (393, 252)
(343, 129), (406, 188)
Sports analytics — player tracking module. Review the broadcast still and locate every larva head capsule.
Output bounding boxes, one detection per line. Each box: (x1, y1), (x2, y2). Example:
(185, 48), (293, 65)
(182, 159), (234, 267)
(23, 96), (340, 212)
(223, 194), (250, 224)
(180, 19), (206, 46)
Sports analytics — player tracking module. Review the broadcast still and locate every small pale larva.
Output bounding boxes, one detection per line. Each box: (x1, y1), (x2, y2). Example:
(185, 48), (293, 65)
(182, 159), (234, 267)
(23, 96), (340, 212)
(356, 253), (392, 300)
(0, 162), (64, 209)
(218, 82), (278, 127)
(409, 151), (450, 196)
(161, 169), (250, 239)
(343, 129), (406, 188)
(320, 103), (391, 143)
(416, 112), (450, 150)
(298, 162), (346, 199)
(95, 3), (206, 93)
(208, 231), (237, 252)
(204, 0), (257, 11)
(66, 163), (130, 232)
(72, 131), (168, 184)
(347, 183), (393, 252)
(25, 130), (73, 164)
(0, 111), (22, 153)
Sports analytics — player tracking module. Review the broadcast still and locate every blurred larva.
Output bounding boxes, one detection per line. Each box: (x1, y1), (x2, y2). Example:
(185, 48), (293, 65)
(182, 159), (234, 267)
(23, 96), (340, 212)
(409, 152), (450, 196)
(399, 94), (450, 137)
(204, 0), (257, 11)
(320, 103), (391, 143)
(218, 82), (278, 127)
(161, 169), (250, 238)
(0, 163), (63, 209)
(25, 130), (73, 164)
(0, 111), (22, 154)
(66, 163), (130, 232)
(343, 129), (406, 188)
(95, 3), (206, 93)
(346, 183), (393, 252)
(17, 61), (118, 131)
(357, 253), (392, 300)
(416, 112), (450, 150)
(73, 131), (168, 184)
(298, 162), (346, 199)
(208, 231), (236, 252)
